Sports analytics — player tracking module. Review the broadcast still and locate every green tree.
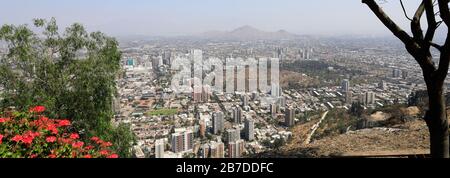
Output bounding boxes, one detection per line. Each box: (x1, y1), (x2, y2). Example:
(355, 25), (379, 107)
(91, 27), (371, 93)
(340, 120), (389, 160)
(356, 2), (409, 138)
(0, 18), (135, 157)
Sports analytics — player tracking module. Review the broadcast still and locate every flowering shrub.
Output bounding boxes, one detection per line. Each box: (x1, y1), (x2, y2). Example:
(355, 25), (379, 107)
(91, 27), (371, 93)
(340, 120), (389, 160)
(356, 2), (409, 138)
(0, 106), (118, 158)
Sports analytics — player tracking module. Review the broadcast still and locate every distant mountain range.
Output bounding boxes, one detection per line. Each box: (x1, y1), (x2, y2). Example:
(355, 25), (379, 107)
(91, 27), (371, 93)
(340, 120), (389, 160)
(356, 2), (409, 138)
(198, 25), (300, 40)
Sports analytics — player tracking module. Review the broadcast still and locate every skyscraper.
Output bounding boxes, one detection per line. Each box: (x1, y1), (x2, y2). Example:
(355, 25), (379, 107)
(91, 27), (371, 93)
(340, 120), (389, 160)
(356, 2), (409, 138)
(155, 139), (165, 158)
(244, 118), (255, 141)
(210, 142), (225, 158)
(232, 107), (242, 124)
(171, 131), (194, 153)
(285, 108), (295, 127)
(199, 119), (206, 138)
(341, 79), (350, 93)
(241, 95), (249, 107)
(365, 92), (376, 105)
(270, 104), (278, 118)
(226, 128), (241, 143)
(228, 140), (245, 158)
(212, 111), (224, 134)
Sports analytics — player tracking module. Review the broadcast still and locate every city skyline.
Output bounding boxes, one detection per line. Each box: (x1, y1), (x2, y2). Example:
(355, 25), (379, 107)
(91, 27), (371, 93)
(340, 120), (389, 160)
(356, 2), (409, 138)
(0, 0), (428, 37)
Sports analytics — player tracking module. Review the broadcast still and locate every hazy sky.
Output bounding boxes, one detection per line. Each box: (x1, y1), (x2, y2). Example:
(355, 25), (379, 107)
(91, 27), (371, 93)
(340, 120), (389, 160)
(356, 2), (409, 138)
(0, 0), (426, 36)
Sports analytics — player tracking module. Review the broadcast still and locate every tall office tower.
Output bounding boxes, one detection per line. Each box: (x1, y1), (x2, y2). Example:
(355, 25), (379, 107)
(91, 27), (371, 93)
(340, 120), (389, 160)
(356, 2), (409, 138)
(226, 128), (241, 143)
(232, 107), (242, 124)
(365, 92), (376, 105)
(285, 108), (295, 127)
(212, 111), (224, 134)
(171, 131), (194, 153)
(277, 96), (286, 108)
(199, 119), (206, 138)
(210, 142), (225, 158)
(228, 140), (245, 158)
(155, 139), (165, 158)
(171, 132), (184, 153)
(244, 118), (255, 141)
(270, 104), (278, 118)
(241, 95), (249, 107)
(341, 79), (350, 93)
(201, 144), (210, 158)
(271, 83), (282, 97)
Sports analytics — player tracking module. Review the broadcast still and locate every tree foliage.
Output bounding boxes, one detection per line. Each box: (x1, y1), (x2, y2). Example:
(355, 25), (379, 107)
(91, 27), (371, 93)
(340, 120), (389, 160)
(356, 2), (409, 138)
(0, 18), (134, 157)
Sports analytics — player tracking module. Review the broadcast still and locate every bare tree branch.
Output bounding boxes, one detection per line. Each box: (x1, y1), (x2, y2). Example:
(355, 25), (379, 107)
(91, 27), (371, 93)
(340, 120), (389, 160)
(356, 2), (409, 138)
(436, 0), (450, 80)
(424, 0), (438, 44)
(400, 0), (413, 21)
(411, 1), (425, 41)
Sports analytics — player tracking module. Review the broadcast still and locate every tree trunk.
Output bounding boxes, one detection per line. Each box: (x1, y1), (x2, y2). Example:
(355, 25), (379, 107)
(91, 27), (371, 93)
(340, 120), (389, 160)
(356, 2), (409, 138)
(425, 79), (450, 158)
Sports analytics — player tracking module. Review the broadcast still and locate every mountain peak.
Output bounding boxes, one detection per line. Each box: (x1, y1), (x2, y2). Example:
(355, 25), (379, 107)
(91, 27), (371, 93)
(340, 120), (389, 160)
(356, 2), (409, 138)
(200, 26), (299, 40)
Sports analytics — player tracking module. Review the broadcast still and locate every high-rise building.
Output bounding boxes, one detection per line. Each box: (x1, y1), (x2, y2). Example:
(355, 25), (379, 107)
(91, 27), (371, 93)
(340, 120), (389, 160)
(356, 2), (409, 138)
(232, 107), (242, 124)
(199, 119), (206, 138)
(201, 144), (210, 158)
(210, 142), (225, 158)
(171, 132), (184, 153)
(241, 95), (249, 107)
(171, 131), (194, 153)
(228, 140), (245, 158)
(155, 139), (165, 158)
(341, 79), (350, 93)
(365, 92), (376, 105)
(226, 128), (241, 143)
(244, 118), (255, 141)
(285, 108), (295, 127)
(270, 104), (278, 118)
(212, 112), (224, 134)
(359, 92), (376, 105)
(271, 83), (282, 97)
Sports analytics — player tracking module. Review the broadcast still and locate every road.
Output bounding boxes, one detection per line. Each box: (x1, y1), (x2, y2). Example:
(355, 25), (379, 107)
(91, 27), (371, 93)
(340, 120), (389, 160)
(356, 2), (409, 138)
(304, 111), (329, 145)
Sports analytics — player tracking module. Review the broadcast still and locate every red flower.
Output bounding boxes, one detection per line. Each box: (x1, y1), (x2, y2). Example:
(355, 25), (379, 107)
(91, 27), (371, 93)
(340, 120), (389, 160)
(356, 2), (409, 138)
(46, 124), (58, 134)
(57, 120), (71, 127)
(90, 137), (100, 142)
(22, 136), (34, 145)
(30, 154), (38, 158)
(83, 154), (92, 158)
(11, 135), (23, 142)
(107, 154), (119, 158)
(0, 134), (3, 144)
(0, 118), (10, 123)
(69, 133), (79, 139)
(101, 141), (113, 147)
(72, 141), (84, 149)
(99, 150), (109, 156)
(85, 145), (94, 150)
(46, 136), (57, 143)
(48, 154), (57, 158)
(30, 106), (46, 113)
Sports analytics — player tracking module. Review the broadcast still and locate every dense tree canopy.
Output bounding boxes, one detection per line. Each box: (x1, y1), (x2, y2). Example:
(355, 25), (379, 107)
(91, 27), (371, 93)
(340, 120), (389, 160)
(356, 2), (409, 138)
(0, 18), (134, 157)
